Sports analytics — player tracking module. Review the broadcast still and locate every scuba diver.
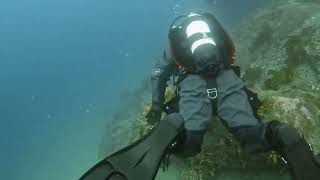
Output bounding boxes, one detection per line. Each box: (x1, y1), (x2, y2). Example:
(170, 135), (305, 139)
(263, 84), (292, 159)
(79, 12), (320, 180)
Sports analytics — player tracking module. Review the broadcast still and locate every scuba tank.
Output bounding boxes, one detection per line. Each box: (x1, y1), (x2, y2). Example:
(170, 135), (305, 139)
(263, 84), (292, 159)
(168, 13), (235, 75)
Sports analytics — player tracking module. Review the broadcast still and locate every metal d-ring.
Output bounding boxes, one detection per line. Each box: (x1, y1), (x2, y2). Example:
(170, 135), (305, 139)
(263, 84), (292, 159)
(207, 88), (218, 100)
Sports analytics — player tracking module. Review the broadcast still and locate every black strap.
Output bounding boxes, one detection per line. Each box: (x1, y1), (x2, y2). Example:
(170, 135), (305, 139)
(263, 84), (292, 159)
(173, 69), (188, 86)
(173, 69), (219, 115)
(204, 75), (218, 115)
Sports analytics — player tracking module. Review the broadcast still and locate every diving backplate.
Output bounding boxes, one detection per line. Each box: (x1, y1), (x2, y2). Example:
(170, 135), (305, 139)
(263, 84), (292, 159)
(79, 113), (184, 180)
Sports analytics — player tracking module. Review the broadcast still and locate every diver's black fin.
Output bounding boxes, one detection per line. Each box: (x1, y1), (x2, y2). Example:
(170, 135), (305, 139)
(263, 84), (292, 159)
(281, 137), (320, 180)
(79, 113), (184, 180)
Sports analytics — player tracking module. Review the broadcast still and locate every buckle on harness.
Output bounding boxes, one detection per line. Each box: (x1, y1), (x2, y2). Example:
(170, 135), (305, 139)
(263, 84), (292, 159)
(180, 68), (186, 75)
(207, 88), (217, 100)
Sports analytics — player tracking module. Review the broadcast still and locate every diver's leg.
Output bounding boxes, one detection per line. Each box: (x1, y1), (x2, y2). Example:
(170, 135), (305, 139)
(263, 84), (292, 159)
(216, 68), (269, 152)
(265, 121), (320, 180)
(175, 74), (213, 156)
(216, 69), (320, 180)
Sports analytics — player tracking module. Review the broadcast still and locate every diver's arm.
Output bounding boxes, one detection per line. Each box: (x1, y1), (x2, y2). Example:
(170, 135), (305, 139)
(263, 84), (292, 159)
(146, 51), (176, 124)
(151, 51), (176, 106)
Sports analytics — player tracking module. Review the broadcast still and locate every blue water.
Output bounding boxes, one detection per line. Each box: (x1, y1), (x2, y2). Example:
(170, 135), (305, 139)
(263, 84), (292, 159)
(0, 0), (268, 179)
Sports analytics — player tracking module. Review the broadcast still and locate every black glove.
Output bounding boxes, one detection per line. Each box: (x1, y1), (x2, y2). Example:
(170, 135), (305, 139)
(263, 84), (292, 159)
(146, 103), (162, 124)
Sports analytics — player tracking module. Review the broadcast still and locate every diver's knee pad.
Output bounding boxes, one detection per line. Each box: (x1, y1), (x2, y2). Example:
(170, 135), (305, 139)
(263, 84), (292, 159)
(265, 121), (320, 180)
(172, 130), (206, 157)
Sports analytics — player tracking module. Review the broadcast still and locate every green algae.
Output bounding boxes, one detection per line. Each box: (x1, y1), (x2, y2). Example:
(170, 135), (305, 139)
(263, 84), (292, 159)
(263, 67), (298, 90)
(284, 26), (320, 79)
(261, 26), (319, 90)
(284, 27), (314, 69)
(257, 95), (278, 121)
(243, 67), (263, 87)
(250, 24), (274, 52)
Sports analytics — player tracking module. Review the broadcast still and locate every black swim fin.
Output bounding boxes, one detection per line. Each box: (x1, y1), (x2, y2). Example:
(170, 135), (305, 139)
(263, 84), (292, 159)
(79, 113), (184, 180)
(269, 122), (320, 180)
(281, 137), (320, 180)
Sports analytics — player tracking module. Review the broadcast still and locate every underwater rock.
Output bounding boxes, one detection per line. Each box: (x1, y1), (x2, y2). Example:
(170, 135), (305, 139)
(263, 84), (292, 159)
(258, 90), (320, 154)
(234, 1), (320, 89)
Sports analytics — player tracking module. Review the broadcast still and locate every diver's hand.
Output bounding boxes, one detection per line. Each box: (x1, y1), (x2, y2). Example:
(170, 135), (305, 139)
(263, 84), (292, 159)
(146, 103), (162, 124)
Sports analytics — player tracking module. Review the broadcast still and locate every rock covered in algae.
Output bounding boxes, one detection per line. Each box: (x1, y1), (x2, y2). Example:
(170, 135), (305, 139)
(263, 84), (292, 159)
(235, 0), (320, 90)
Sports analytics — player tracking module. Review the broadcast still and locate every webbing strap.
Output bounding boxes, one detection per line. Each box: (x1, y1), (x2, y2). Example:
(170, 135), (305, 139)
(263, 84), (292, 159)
(204, 76), (218, 115)
(205, 76), (218, 100)
(173, 70), (219, 114)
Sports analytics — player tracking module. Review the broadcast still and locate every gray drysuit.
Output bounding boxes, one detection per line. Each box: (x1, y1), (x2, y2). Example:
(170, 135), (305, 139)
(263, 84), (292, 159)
(151, 54), (270, 153)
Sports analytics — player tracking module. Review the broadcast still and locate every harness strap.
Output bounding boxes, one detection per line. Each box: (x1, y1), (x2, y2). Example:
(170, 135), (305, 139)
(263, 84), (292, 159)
(204, 75), (218, 115)
(173, 68), (220, 115)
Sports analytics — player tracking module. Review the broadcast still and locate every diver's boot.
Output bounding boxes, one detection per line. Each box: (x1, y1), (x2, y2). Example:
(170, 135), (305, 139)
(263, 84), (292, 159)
(266, 121), (320, 180)
(170, 130), (205, 157)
